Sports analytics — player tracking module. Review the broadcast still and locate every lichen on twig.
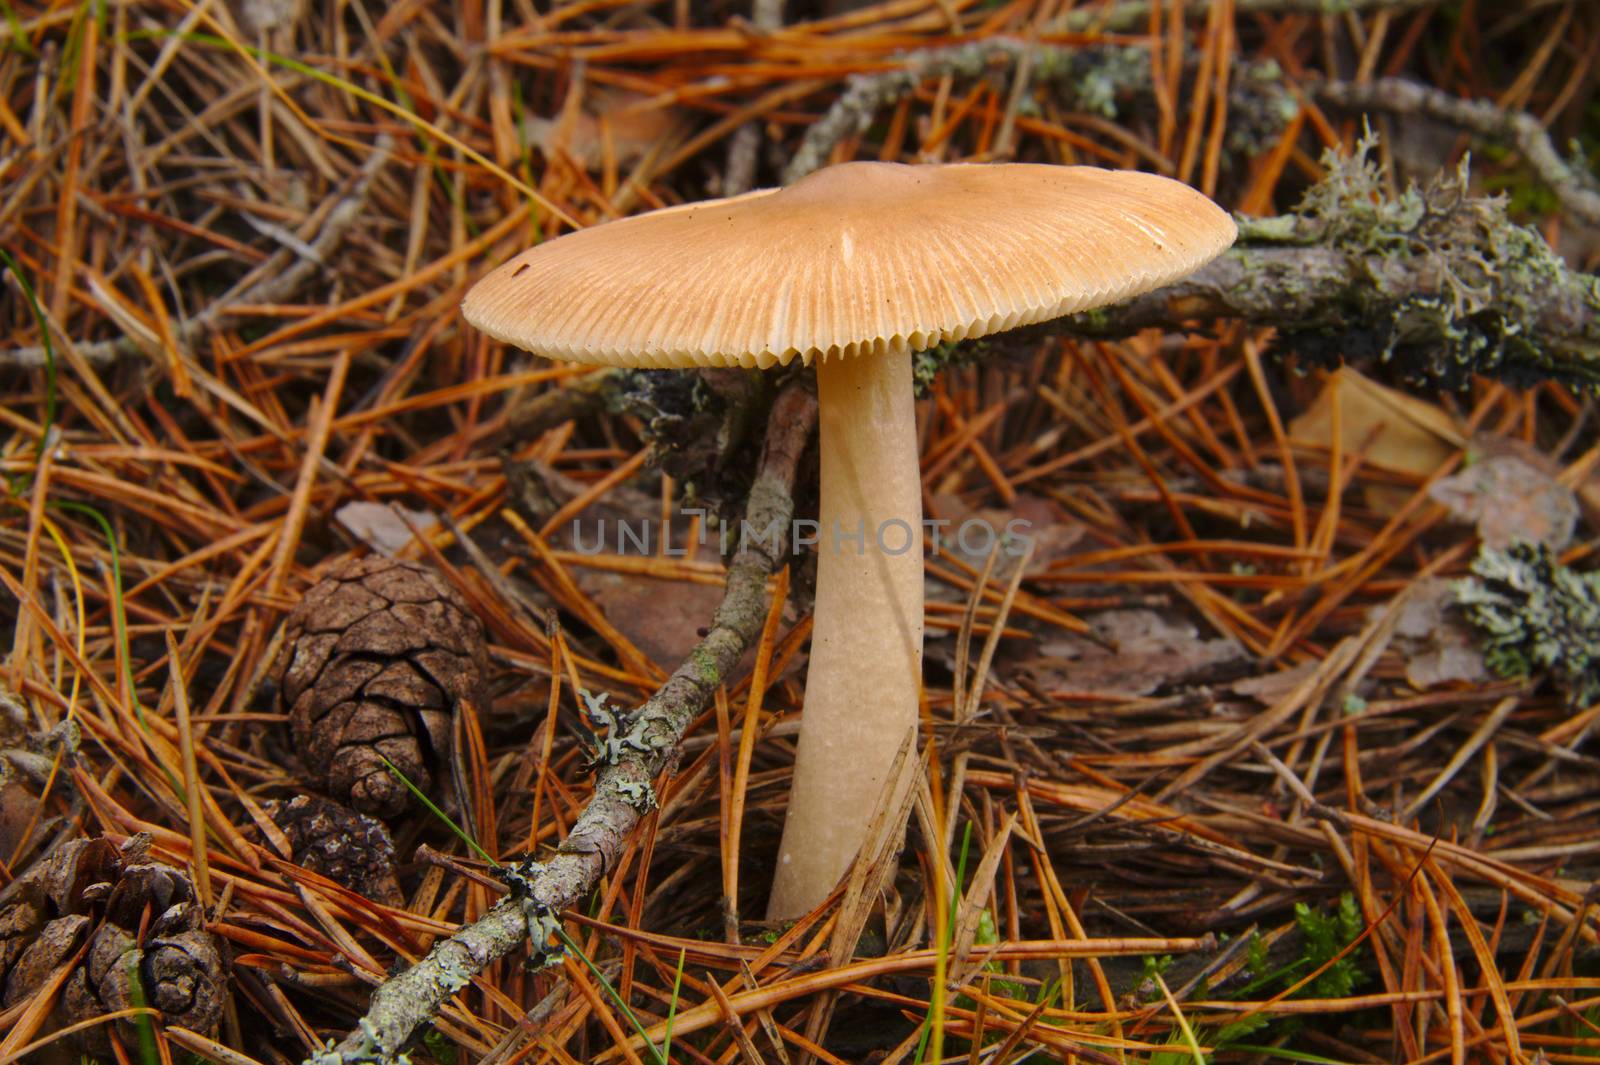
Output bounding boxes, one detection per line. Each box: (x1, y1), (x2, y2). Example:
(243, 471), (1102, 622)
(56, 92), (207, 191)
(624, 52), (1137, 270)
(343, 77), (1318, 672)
(1068, 135), (1600, 390)
(577, 689), (652, 770)
(1457, 541), (1600, 706)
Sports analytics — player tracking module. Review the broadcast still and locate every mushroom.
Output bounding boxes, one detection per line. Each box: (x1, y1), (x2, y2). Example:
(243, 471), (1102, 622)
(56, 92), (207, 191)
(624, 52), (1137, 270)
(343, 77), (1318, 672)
(463, 161), (1236, 918)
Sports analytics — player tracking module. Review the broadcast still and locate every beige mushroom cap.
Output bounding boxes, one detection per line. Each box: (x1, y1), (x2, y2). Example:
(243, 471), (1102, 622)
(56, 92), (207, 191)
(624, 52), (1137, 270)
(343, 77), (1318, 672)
(462, 161), (1236, 370)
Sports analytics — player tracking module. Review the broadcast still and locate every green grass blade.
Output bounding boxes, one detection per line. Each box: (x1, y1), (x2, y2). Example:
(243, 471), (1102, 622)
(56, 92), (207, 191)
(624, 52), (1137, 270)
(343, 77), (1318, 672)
(123, 28), (571, 226)
(915, 821), (976, 1064)
(0, 248), (57, 476)
(379, 754), (497, 867)
(53, 501), (143, 728)
(553, 927), (669, 1065)
(0, 0), (35, 55)
(661, 949), (686, 1062)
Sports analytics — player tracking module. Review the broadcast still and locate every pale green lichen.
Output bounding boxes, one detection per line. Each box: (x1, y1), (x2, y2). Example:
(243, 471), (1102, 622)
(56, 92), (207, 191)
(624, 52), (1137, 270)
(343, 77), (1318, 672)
(497, 858), (571, 972)
(434, 955), (474, 994)
(1457, 541), (1600, 705)
(614, 778), (657, 811)
(1276, 130), (1600, 390)
(691, 646), (720, 686)
(304, 1021), (411, 1065)
(578, 689), (650, 768)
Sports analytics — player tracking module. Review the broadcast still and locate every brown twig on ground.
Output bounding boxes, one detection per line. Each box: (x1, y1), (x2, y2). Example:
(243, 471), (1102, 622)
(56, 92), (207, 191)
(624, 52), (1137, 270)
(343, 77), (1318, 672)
(1055, 0), (1440, 33)
(315, 381), (817, 1064)
(723, 0), (787, 195)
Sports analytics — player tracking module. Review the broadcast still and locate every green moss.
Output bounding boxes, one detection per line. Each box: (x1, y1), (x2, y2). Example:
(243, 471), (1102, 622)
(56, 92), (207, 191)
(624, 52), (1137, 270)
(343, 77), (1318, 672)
(1483, 166), (1563, 220)
(1293, 893), (1366, 999)
(1458, 541), (1600, 704)
(421, 1028), (458, 1065)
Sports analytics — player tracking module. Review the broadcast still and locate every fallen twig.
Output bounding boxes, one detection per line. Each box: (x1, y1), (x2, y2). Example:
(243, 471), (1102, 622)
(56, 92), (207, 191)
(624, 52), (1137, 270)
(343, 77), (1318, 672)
(785, 38), (1290, 183)
(311, 381), (817, 1064)
(723, 0), (788, 195)
(1060, 139), (1600, 388)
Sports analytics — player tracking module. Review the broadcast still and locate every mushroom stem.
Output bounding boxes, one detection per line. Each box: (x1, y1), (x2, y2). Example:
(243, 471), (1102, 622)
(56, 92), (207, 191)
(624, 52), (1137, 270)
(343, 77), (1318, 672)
(767, 347), (923, 920)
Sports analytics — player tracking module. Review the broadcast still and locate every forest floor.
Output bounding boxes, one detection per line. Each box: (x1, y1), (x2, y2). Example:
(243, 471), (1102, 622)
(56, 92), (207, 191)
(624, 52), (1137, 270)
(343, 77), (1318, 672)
(2, 0), (1599, 1063)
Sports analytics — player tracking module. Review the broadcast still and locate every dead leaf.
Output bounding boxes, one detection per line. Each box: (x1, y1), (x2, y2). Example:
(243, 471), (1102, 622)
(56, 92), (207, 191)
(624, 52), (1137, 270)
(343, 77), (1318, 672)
(585, 571), (730, 671)
(1383, 578), (1489, 689)
(1230, 660), (1319, 704)
(1289, 367), (1463, 515)
(1428, 443), (1576, 550)
(335, 502), (439, 556)
(1021, 609), (1245, 696)
(525, 90), (680, 171)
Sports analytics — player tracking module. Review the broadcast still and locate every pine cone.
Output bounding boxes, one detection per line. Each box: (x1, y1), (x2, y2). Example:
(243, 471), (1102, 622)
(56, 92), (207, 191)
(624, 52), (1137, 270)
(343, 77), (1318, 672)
(0, 836), (226, 1050)
(273, 557), (488, 817)
(0, 681), (80, 870)
(265, 795), (404, 905)
(60, 925), (226, 1042)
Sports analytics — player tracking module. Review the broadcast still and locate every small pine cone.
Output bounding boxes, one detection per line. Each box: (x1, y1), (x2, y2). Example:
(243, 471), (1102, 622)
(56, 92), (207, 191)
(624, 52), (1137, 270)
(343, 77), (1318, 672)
(59, 924), (138, 1048)
(59, 924), (226, 1052)
(265, 795), (404, 906)
(0, 837), (115, 1003)
(273, 557), (489, 817)
(0, 835), (227, 1049)
(41, 836), (120, 915)
(140, 930), (227, 1032)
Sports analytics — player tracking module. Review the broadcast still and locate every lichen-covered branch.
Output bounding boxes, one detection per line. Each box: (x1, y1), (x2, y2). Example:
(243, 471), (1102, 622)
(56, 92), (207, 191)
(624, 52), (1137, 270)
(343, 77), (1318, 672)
(1316, 78), (1600, 229)
(1061, 139), (1600, 390)
(312, 382), (817, 1064)
(906, 143), (1600, 390)
(1053, 0), (1438, 33)
(784, 39), (1293, 183)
